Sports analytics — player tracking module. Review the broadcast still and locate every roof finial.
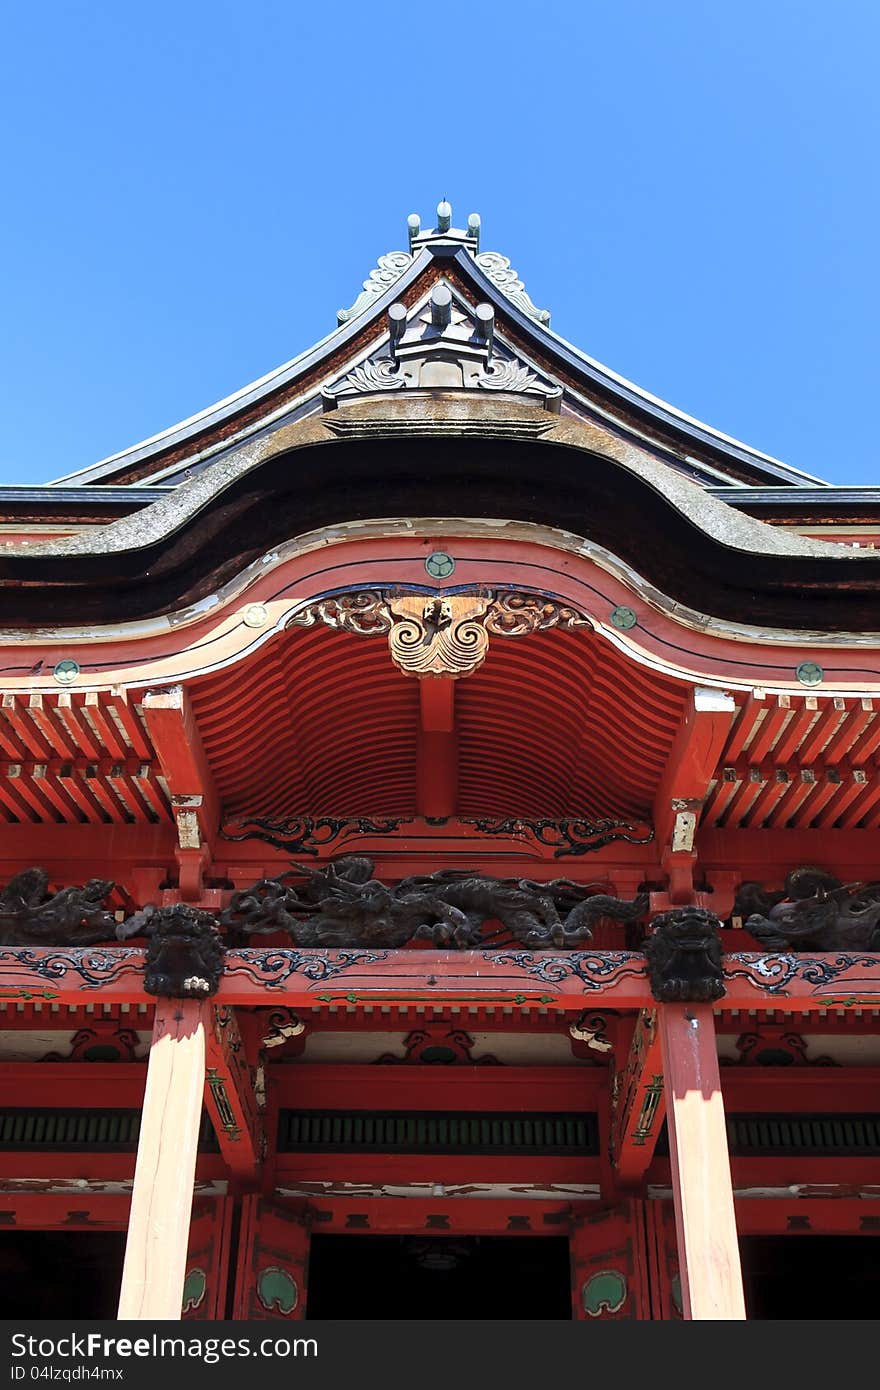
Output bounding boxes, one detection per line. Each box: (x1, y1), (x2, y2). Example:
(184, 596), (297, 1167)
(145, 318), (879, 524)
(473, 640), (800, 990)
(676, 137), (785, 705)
(430, 282), (452, 329)
(436, 200), (452, 233)
(407, 213), (421, 249)
(467, 212), (481, 251)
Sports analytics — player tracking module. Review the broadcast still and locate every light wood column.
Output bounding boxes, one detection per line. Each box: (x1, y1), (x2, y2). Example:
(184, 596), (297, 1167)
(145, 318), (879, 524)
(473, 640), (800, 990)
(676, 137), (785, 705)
(659, 1002), (746, 1320)
(118, 999), (207, 1320)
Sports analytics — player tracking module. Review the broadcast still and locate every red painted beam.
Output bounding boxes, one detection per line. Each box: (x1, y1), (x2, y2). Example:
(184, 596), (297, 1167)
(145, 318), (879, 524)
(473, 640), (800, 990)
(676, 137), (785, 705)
(746, 695), (791, 764)
(774, 698), (819, 764)
(721, 693), (765, 764)
(274, 1153), (598, 1188)
(648, 1155), (880, 1194)
(291, 1196), (577, 1234)
(416, 678), (458, 818)
(1, 947), (880, 1010)
(719, 1067), (880, 1112)
(610, 1010), (666, 1187)
(271, 1063), (602, 1112)
(653, 687), (735, 849)
(203, 1005), (264, 1183)
(0, 1062), (145, 1106)
(141, 686), (219, 845)
(735, 1198), (880, 1235)
(0, 1194), (131, 1228)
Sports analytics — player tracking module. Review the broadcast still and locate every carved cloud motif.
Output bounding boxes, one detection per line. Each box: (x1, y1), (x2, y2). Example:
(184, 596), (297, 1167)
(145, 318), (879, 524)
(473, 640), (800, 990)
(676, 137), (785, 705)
(386, 594), (491, 677)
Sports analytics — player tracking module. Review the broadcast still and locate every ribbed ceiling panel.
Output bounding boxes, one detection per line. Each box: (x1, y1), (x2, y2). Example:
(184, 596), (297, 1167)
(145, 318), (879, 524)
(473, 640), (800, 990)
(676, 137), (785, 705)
(191, 624), (687, 822)
(455, 629), (686, 818)
(190, 627), (421, 817)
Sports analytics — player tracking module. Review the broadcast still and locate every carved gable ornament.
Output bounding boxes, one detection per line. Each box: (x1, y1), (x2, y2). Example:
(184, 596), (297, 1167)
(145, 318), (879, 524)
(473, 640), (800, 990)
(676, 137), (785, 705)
(336, 200), (552, 327)
(289, 589), (590, 679)
(386, 594), (491, 677)
(323, 281), (562, 412)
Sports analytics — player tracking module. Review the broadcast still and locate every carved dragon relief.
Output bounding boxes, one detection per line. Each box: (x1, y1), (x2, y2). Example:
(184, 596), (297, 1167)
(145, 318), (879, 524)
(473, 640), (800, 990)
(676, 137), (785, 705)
(288, 588), (591, 679)
(732, 867), (880, 953)
(217, 857), (649, 951)
(8, 859), (880, 997)
(0, 869), (118, 947)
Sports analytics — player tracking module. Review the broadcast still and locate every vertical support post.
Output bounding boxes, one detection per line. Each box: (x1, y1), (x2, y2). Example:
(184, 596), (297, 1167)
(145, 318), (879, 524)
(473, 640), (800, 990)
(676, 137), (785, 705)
(658, 1002), (745, 1320)
(118, 999), (207, 1320)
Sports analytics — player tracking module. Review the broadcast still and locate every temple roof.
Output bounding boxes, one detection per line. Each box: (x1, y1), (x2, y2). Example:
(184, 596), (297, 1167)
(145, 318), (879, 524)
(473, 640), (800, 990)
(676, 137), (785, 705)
(3, 202), (879, 635)
(49, 201), (827, 492)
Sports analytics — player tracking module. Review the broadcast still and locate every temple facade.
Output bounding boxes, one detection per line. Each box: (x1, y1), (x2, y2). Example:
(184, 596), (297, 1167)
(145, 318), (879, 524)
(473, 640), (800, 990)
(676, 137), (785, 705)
(2, 203), (880, 1320)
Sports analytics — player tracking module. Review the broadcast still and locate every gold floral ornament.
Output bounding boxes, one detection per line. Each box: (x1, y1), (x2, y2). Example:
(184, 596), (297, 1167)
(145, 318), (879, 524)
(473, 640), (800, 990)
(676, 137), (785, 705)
(386, 595), (491, 677)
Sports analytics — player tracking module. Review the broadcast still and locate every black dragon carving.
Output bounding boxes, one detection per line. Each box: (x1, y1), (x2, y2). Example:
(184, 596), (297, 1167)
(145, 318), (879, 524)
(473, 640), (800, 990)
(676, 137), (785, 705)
(218, 856), (648, 950)
(736, 867), (880, 953)
(0, 868), (117, 947)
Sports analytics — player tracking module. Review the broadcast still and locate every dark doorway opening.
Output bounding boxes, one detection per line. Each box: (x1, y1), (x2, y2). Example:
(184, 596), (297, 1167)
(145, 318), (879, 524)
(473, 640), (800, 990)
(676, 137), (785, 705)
(0, 1230), (125, 1319)
(307, 1234), (572, 1319)
(740, 1236), (880, 1319)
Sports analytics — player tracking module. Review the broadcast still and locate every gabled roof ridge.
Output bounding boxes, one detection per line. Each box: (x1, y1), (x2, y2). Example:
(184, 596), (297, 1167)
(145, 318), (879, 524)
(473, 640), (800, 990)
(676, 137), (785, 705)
(49, 201), (829, 489)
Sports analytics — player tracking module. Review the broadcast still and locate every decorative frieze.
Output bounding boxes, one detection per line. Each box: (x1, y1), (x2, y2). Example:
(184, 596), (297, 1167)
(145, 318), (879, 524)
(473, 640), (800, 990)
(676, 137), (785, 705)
(465, 815), (653, 857)
(222, 814), (410, 856)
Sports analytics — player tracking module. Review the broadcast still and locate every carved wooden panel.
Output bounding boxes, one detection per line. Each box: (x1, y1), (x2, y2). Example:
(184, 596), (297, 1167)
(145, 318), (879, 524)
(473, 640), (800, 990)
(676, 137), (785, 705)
(181, 1198), (233, 1320)
(569, 1201), (651, 1320)
(233, 1196), (310, 1320)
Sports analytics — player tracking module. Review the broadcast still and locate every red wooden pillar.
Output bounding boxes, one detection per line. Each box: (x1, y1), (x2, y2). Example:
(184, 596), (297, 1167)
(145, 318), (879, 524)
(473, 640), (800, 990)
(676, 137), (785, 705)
(118, 1000), (207, 1320)
(659, 1003), (745, 1319)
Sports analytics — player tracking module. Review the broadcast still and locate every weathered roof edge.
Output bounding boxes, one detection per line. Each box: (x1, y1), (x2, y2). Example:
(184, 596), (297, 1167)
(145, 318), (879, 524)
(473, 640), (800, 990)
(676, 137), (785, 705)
(49, 206), (829, 491)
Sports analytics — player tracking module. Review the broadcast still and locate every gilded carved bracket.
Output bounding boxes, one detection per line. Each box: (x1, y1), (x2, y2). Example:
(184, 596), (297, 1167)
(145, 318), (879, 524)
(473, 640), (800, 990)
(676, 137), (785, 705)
(288, 588), (590, 679)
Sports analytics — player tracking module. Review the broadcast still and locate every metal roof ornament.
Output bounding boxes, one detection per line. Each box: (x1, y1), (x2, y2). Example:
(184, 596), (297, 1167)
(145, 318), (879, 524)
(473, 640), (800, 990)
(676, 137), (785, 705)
(407, 199), (482, 252)
(474, 250), (551, 325)
(337, 201), (549, 328)
(324, 281), (561, 409)
(337, 250), (413, 325)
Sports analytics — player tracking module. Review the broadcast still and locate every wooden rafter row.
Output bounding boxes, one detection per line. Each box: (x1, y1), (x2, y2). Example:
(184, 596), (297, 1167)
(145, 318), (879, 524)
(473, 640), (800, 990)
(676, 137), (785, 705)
(703, 761), (880, 831)
(720, 693), (880, 768)
(0, 690), (171, 825)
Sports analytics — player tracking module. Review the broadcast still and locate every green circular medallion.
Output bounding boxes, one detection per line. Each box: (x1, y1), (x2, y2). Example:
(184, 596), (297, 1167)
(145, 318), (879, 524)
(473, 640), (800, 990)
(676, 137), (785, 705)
(796, 661), (824, 686)
(610, 606), (637, 630)
(425, 551), (455, 579)
(53, 658), (80, 686)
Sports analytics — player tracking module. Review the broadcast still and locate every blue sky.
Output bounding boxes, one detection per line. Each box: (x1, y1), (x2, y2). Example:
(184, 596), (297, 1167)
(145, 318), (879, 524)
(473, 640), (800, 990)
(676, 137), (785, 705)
(1, 2), (877, 486)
